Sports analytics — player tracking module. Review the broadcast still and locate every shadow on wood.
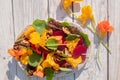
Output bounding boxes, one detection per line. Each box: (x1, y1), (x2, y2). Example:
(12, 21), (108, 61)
(6, 58), (44, 80)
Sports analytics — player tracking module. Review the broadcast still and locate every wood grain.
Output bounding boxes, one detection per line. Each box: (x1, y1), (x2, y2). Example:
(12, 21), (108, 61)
(0, 0), (120, 80)
(108, 0), (120, 80)
(73, 0), (108, 80)
(11, 0), (48, 80)
(0, 0), (15, 80)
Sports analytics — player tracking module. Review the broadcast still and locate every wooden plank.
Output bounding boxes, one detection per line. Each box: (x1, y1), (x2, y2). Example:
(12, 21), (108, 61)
(108, 0), (120, 80)
(0, 0), (16, 80)
(48, 0), (75, 80)
(12, 0), (48, 80)
(73, 0), (108, 80)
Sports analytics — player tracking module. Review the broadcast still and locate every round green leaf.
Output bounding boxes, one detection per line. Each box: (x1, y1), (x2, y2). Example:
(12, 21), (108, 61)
(61, 22), (71, 28)
(33, 19), (48, 35)
(66, 34), (79, 41)
(28, 52), (42, 67)
(46, 39), (58, 50)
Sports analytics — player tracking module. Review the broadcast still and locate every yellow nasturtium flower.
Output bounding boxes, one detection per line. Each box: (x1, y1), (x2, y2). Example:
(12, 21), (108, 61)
(29, 32), (40, 44)
(42, 53), (59, 70)
(63, 0), (83, 10)
(66, 38), (80, 53)
(37, 65), (43, 71)
(29, 30), (48, 49)
(78, 5), (94, 26)
(24, 26), (35, 38)
(66, 56), (82, 68)
(20, 48), (33, 65)
(20, 54), (29, 65)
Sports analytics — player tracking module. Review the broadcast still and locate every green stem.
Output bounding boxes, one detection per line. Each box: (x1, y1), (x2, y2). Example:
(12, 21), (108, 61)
(66, 8), (112, 54)
(47, 44), (67, 47)
(97, 42), (102, 67)
(100, 40), (111, 54)
(92, 20), (111, 54)
(86, 25), (112, 54)
(91, 18), (96, 30)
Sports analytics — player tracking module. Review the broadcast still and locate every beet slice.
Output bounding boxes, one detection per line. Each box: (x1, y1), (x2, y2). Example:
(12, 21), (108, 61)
(77, 37), (84, 46)
(81, 55), (86, 61)
(73, 45), (87, 59)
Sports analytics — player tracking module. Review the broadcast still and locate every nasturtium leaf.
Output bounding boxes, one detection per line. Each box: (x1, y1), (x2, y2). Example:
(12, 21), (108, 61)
(66, 34), (79, 41)
(60, 67), (72, 71)
(61, 22), (71, 28)
(28, 52), (42, 67)
(33, 19), (48, 34)
(79, 32), (90, 46)
(48, 18), (54, 22)
(44, 68), (54, 80)
(46, 39), (58, 50)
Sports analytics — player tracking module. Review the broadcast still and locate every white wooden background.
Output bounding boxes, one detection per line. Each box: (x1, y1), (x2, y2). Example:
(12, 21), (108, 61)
(0, 0), (120, 80)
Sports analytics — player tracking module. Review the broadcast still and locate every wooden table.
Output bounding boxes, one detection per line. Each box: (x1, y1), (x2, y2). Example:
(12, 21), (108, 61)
(0, 0), (119, 80)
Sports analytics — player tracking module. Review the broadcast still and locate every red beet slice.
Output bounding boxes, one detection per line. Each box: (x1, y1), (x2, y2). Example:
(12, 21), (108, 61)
(53, 30), (66, 36)
(73, 45), (87, 59)
(77, 37), (84, 46)
(81, 55), (86, 61)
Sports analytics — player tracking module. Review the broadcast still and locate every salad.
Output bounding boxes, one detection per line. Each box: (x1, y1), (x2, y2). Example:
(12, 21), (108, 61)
(8, 18), (90, 80)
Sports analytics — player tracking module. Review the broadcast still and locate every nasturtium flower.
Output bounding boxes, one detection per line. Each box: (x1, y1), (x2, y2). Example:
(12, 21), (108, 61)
(29, 32), (40, 44)
(98, 20), (114, 39)
(66, 56), (82, 68)
(26, 48), (33, 55)
(63, 0), (83, 10)
(8, 48), (28, 59)
(8, 49), (19, 60)
(37, 65), (43, 71)
(24, 26), (35, 38)
(78, 5), (94, 26)
(33, 70), (45, 78)
(66, 38), (80, 53)
(42, 53), (59, 70)
(29, 30), (48, 49)
(20, 48), (33, 65)
(20, 54), (29, 65)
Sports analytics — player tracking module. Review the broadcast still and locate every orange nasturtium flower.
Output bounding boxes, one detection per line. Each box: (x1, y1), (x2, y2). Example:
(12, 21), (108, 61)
(63, 0), (83, 10)
(98, 20), (114, 39)
(78, 5), (94, 26)
(42, 53), (59, 70)
(8, 48), (33, 65)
